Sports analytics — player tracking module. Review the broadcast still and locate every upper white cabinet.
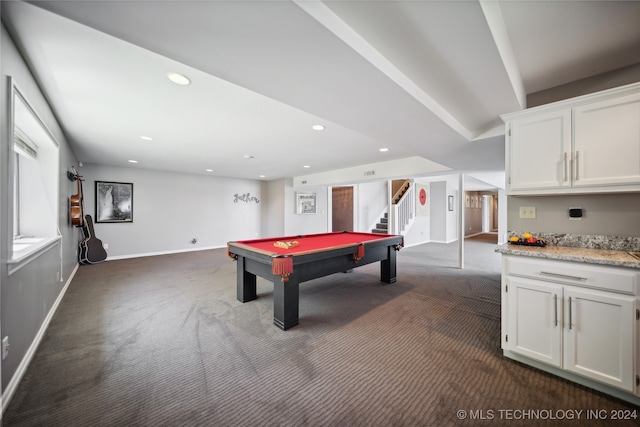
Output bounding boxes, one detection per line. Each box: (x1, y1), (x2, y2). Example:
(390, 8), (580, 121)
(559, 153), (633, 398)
(503, 83), (640, 195)
(507, 109), (572, 192)
(573, 93), (640, 188)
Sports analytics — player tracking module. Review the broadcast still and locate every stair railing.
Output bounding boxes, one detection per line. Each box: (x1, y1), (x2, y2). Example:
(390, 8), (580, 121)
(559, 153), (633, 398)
(390, 181), (415, 235)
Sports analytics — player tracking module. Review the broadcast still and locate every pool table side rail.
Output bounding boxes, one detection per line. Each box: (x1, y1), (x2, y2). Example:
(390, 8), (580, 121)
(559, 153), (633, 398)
(227, 232), (403, 259)
(227, 235), (402, 260)
(227, 231), (401, 247)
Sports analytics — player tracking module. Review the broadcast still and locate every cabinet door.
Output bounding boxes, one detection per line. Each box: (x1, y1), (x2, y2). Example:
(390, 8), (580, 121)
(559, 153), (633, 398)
(507, 277), (563, 367)
(573, 93), (640, 188)
(507, 109), (571, 193)
(563, 287), (636, 392)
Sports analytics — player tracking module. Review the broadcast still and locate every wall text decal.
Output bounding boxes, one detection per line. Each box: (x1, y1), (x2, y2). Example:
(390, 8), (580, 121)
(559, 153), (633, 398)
(234, 193), (260, 203)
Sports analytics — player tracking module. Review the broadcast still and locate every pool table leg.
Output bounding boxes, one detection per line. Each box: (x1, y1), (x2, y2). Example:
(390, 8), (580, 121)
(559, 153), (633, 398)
(273, 279), (299, 330)
(236, 256), (257, 302)
(380, 246), (397, 283)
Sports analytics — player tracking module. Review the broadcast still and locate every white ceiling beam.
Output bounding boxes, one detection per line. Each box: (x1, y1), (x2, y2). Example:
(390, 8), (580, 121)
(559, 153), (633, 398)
(479, 0), (526, 109)
(294, 0), (473, 141)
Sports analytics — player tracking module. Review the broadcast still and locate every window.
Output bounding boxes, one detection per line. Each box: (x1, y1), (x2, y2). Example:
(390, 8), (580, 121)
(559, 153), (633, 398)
(10, 81), (60, 265)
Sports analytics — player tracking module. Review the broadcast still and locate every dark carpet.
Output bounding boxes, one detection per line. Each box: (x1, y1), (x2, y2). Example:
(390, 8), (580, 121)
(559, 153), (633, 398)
(3, 234), (638, 426)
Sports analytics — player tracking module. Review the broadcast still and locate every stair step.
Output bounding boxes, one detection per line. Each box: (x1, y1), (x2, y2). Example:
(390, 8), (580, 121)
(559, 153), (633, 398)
(371, 229), (387, 234)
(376, 223), (388, 229)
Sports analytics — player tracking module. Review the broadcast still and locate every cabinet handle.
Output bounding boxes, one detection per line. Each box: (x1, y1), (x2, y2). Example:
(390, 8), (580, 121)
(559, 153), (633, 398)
(574, 151), (579, 181)
(563, 153), (568, 182)
(540, 271), (587, 281)
(568, 296), (573, 330)
(554, 294), (558, 327)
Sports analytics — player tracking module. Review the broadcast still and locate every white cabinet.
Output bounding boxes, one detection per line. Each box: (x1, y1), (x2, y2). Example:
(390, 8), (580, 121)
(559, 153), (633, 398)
(503, 82), (640, 195)
(563, 287), (636, 391)
(507, 277), (562, 367)
(573, 93), (640, 188)
(502, 255), (639, 396)
(507, 110), (571, 192)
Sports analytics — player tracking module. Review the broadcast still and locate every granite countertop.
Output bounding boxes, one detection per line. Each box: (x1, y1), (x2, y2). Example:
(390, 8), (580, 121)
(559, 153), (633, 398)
(496, 243), (640, 269)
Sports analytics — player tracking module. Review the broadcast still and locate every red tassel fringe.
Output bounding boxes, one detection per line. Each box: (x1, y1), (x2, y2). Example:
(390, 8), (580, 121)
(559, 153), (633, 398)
(272, 256), (293, 281)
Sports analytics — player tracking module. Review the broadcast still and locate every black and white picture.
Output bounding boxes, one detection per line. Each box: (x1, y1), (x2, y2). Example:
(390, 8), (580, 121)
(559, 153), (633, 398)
(96, 181), (133, 223)
(296, 192), (316, 214)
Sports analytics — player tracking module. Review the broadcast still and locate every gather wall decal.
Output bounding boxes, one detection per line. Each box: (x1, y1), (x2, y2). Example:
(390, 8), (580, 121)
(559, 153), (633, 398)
(234, 193), (260, 203)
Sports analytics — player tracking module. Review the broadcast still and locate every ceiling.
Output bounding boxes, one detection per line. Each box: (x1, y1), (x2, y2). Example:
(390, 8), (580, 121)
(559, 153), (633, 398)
(2, 0), (639, 185)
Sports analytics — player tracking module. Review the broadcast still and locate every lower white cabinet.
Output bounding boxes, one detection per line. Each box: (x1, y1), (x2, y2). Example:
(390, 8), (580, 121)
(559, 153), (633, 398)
(563, 287), (636, 391)
(502, 255), (639, 398)
(507, 277), (562, 367)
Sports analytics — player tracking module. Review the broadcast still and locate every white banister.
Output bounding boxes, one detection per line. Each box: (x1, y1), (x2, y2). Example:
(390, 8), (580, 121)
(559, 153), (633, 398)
(390, 182), (415, 235)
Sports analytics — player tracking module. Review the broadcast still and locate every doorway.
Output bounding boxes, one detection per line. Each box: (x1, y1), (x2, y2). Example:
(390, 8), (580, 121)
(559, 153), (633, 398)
(482, 194), (498, 233)
(332, 186), (353, 232)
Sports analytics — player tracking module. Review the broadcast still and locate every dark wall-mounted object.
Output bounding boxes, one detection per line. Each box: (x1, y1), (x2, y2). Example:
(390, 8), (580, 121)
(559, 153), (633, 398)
(569, 208), (583, 218)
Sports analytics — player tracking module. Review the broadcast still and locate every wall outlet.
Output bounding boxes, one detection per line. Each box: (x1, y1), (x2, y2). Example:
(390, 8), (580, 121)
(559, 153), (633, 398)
(519, 206), (536, 219)
(2, 336), (9, 360)
(103, 243), (108, 249)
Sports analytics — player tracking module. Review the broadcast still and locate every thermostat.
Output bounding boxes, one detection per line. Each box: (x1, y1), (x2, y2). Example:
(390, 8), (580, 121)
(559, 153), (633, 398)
(569, 207), (583, 220)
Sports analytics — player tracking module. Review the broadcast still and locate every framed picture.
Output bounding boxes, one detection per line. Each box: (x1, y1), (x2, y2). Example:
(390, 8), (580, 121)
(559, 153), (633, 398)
(95, 181), (133, 223)
(296, 192), (316, 214)
(448, 195), (454, 211)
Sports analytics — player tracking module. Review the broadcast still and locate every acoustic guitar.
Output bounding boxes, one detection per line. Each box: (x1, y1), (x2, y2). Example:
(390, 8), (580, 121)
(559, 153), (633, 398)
(69, 167), (84, 227)
(80, 214), (107, 264)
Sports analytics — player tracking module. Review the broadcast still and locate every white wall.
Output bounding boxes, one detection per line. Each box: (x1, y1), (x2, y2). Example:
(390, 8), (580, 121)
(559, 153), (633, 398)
(1, 23), (81, 398)
(429, 181), (447, 242)
(356, 181), (387, 232)
(427, 177), (460, 243)
(403, 179), (431, 247)
(285, 182), (329, 236)
(80, 164), (262, 258)
(262, 179), (286, 237)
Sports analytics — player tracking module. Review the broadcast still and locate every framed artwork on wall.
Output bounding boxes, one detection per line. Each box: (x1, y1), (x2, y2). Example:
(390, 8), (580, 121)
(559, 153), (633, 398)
(296, 192), (316, 214)
(95, 181), (133, 223)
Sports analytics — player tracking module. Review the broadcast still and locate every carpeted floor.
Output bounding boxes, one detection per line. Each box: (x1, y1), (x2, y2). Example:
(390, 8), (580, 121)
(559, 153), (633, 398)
(3, 234), (638, 426)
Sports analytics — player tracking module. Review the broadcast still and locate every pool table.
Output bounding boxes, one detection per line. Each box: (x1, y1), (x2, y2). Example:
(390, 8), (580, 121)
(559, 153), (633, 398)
(227, 231), (404, 330)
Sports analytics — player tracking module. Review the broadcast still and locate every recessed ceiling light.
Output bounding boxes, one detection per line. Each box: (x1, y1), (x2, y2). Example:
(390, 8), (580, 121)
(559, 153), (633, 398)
(167, 72), (191, 86)
(140, 136), (153, 141)
(128, 160), (138, 164)
(303, 165), (310, 168)
(312, 124), (325, 131)
(379, 148), (389, 152)
(243, 155), (254, 159)
(259, 175), (266, 178)
(206, 169), (213, 172)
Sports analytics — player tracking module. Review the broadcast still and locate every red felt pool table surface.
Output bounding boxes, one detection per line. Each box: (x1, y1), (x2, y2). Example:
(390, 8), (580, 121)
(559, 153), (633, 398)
(227, 231), (404, 330)
(229, 231), (402, 257)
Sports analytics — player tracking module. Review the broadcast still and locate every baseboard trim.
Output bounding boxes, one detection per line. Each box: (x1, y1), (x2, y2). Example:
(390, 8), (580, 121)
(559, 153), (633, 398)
(105, 245), (227, 261)
(1, 262), (80, 414)
(503, 350), (640, 407)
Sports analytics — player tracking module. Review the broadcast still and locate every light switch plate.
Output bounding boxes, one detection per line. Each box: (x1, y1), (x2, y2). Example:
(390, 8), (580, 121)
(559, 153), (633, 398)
(519, 206), (536, 219)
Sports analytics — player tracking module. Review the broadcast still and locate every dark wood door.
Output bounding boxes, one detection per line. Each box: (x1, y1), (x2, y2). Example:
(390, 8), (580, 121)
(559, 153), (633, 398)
(332, 186), (353, 232)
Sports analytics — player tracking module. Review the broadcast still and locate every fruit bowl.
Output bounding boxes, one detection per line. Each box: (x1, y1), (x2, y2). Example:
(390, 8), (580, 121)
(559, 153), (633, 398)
(508, 233), (546, 247)
(508, 239), (547, 247)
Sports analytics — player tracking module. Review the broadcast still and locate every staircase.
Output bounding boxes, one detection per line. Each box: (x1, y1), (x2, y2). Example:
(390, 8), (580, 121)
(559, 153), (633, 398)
(371, 179), (415, 235)
(372, 213), (389, 234)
